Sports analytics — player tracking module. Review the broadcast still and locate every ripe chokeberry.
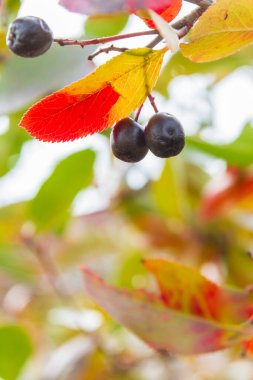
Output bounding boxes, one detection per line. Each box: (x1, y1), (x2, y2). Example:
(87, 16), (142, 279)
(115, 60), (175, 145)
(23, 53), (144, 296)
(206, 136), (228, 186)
(110, 118), (148, 163)
(144, 112), (185, 158)
(6, 16), (53, 58)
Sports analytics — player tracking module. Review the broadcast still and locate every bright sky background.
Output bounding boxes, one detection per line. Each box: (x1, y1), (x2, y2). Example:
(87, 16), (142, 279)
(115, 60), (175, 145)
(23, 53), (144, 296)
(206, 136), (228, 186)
(0, 0), (253, 214)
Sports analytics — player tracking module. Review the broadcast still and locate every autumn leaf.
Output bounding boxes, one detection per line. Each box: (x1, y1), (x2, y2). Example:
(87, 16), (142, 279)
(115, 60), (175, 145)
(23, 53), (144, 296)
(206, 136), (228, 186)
(82, 258), (253, 355)
(200, 171), (253, 220)
(20, 48), (165, 142)
(59, 0), (181, 15)
(181, 0), (253, 63)
(144, 258), (253, 324)
(136, 1), (182, 29)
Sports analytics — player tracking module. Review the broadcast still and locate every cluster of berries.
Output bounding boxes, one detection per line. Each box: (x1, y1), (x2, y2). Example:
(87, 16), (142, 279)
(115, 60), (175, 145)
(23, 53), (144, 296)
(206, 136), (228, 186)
(111, 113), (185, 162)
(6, 17), (186, 162)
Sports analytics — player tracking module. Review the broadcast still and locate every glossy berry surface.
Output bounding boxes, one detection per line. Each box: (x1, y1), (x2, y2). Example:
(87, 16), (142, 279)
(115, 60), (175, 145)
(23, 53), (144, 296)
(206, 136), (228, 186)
(110, 118), (148, 163)
(144, 112), (185, 158)
(6, 16), (53, 58)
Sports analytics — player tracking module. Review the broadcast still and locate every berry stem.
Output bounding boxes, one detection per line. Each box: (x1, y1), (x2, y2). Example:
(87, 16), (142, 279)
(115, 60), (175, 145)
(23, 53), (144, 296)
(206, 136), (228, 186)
(135, 104), (144, 122)
(148, 94), (159, 113)
(53, 30), (159, 48)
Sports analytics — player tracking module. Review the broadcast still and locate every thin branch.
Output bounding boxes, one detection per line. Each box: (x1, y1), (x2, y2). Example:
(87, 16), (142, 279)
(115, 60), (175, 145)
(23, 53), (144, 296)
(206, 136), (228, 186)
(88, 45), (128, 60)
(172, 2), (211, 33)
(54, 0), (212, 51)
(146, 34), (163, 49)
(54, 30), (158, 48)
(21, 232), (69, 298)
(184, 0), (213, 9)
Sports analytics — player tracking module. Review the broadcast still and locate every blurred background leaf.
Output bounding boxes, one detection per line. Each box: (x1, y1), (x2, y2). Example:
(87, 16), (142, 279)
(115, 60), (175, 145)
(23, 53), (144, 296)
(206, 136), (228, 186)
(0, 45), (94, 114)
(30, 149), (96, 230)
(0, 324), (32, 380)
(85, 13), (129, 37)
(187, 123), (253, 168)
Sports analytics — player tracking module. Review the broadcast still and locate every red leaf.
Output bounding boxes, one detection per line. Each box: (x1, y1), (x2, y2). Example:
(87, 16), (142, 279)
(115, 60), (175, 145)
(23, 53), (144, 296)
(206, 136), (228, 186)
(20, 85), (119, 142)
(136, 1), (182, 28)
(59, 0), (180, 15)
(82, 266), (253, 355)
(200, 172), (253, 220)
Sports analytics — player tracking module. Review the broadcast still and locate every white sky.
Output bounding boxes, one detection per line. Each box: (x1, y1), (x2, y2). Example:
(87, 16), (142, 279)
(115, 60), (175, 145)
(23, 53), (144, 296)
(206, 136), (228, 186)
(0, 0), (253, 213)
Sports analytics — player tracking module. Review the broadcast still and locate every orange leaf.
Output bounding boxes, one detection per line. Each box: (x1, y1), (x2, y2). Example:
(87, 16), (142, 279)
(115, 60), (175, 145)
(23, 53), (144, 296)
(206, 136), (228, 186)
(144, 258), (253, 324)
(20, 48), (165, 142)
(200, 173), (253, 220)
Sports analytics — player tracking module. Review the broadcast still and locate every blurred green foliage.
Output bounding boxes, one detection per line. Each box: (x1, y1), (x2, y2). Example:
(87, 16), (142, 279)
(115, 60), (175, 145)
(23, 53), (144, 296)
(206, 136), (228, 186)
(30, 149), (95, 230)
(85, 13), (129, 37)
(187, 123), (253, 168)
(0, 325), (32, 380)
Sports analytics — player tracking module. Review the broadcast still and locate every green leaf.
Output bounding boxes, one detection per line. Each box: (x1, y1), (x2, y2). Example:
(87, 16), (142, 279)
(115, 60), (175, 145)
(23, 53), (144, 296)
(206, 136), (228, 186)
(152, 158), (190, 220)
(155, 45), (253, 97)
(113, 250), (147, 289)
(0, 324), (32, 380)
(0, 29), (10, 61)
(0, 202), (28, 244)
(4, 0), (20, 17)
(187, 123), (253, 168)
(0, 246), (34, 282)
(0, 112), (30, 177)
(30, 149), (96, 230)
(85, 13), (129, 37)
(0, 44), (94, 114)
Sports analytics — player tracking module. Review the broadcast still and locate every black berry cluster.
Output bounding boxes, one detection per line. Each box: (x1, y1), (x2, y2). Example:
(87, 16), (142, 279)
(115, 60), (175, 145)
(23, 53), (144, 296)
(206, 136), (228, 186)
(6, 16), (53, 58)
(110, 113), (185, 163)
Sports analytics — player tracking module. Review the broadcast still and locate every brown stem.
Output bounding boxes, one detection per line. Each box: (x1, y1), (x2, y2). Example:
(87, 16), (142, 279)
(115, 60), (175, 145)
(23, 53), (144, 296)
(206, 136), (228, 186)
(54, 30), (158, 48)
(172, 2), (211, 34)
(184, 0), (213, 9)
(21, 233), (68, 298)
(54, 0), (212, 52)
(88, 45), (128, 60)
(146, 35), (163, 49)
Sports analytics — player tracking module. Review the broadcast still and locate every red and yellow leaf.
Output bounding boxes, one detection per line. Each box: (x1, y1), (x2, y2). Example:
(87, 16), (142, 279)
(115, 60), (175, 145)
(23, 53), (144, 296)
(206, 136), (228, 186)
(200, 172), (253, 220)
(82, 259), (253, 355)
(144, 258), (253, 324)
(181, 0), (253, 63)
(20, 48), (165, 142)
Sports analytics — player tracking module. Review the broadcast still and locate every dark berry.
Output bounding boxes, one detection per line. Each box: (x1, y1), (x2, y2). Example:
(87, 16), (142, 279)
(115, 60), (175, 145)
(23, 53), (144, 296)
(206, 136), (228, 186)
(110, 118), (148, 163)
(6, 16), (53, 58)
(144, 112), (185, 158)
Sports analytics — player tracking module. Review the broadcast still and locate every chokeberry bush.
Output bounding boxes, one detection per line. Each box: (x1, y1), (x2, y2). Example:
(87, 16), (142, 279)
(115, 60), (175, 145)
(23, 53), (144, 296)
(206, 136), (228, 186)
(1, 0), (253, 379)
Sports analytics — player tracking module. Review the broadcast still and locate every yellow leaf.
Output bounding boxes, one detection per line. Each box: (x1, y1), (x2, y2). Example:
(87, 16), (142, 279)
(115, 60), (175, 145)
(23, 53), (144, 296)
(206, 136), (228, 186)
(20, 48), (166, 142)
(181, 0), (253, 63)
